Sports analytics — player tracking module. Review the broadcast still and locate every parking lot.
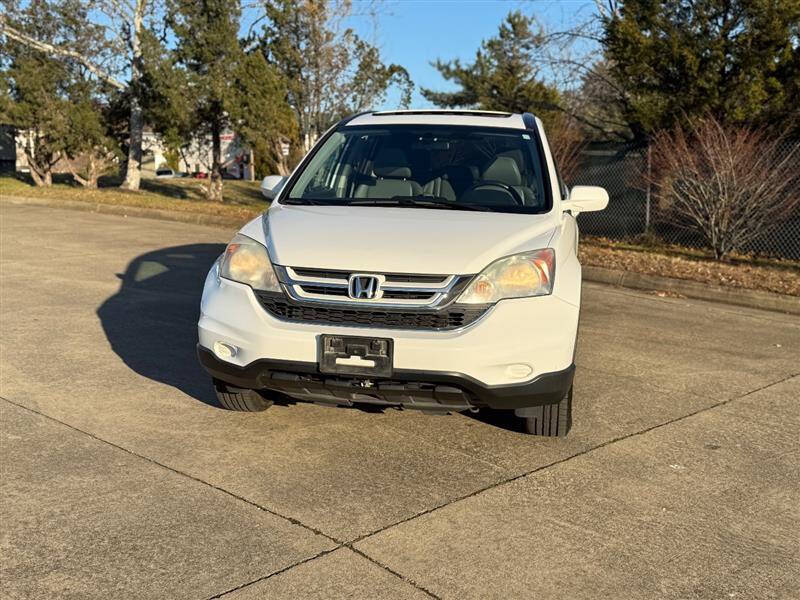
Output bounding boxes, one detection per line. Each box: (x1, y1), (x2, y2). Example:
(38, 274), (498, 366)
(1, 202), (798, 599)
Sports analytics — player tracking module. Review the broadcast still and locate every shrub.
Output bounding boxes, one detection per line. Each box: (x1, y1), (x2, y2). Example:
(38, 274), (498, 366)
(648, 116), (800, 260)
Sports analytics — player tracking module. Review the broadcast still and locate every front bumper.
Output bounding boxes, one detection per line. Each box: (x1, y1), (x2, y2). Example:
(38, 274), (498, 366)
(198, 345), (575, 411)
(198, 268), (579, 388)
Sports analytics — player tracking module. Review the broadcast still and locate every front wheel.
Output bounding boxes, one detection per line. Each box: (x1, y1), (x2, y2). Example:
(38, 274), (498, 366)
(213, 378), (273, 412)
(523, 385), (572, 437)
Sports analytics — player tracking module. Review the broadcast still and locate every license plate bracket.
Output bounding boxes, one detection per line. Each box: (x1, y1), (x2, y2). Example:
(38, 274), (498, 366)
(319, 335), (393, 377)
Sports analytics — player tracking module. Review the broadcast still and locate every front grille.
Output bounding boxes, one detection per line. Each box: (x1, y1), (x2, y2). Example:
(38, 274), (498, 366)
(297, 284), (434, 301)
(278, 265), (470, 308)
(256, 292), (488, 330)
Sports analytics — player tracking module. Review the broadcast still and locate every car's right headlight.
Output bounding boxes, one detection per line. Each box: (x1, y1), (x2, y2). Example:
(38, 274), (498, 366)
(456, 249), (555, 304)
(219, 233), (282, 292)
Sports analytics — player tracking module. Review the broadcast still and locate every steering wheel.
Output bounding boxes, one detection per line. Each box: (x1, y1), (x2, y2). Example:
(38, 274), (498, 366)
(463, 180), (525, 206)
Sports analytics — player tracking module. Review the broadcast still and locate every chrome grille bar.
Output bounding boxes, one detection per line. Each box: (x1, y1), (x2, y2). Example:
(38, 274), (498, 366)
(275, 266), (468, 307)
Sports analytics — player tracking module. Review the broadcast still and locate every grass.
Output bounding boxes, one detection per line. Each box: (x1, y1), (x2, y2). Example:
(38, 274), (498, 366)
(580, 235), (800, 296)
(0, 173), (267, 221)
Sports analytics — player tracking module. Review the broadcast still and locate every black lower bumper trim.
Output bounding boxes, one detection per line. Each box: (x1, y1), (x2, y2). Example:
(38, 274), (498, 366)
(197, 345), (574, 410)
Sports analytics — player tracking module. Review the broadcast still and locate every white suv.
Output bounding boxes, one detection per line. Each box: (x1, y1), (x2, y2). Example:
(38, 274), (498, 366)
(197, 110), (607, 436)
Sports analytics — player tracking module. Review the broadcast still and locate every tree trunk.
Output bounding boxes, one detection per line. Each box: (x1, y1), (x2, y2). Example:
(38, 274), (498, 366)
(120, 96), (143, 190)
(70, 154), (100, 188)
(25, 149), (54, 187)
(208, 119), (224, 202)
(120, 0), (146, 191)
(28, 163), (48, 186)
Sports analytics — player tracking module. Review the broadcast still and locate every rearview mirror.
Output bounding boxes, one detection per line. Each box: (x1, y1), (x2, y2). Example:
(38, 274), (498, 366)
(563, 185), (608, 216)
(260, 175), (287, 200)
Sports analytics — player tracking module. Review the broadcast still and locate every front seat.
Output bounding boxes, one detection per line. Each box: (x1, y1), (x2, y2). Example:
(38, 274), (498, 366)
(422, 165), (474, 202)
(354, 148), (422, 198)
(481, 156), (537, 206)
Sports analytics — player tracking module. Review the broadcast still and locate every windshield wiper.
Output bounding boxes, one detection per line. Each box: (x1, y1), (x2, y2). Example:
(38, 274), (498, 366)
(348, 196), (493, 211)
(281, 198), (335, 205)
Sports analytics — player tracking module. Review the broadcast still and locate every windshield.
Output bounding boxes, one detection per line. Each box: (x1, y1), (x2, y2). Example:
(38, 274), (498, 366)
(284, 125), (551, 214)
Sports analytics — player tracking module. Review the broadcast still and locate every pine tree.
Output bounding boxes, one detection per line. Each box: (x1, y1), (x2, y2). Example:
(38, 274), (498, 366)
(602, 0), (800, 142)
(422, 11), (561, 124)
(169, 0), (293, 200)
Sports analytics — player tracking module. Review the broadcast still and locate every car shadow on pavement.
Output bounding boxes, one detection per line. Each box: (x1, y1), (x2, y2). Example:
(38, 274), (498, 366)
(97, 243), (226, 407)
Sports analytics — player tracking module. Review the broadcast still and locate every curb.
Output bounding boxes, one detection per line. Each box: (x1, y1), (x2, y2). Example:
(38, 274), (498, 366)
(583, 265), (800, 316)
(3, 194), (797, 316)
(0, 194), (253, 229)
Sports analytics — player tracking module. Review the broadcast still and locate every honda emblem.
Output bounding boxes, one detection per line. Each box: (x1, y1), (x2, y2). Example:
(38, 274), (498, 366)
(348, 274), (380, 300)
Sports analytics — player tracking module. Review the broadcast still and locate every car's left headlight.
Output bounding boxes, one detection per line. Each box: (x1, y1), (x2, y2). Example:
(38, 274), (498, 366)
(456, 249), (555, 304)
(219, 233), (282, 292)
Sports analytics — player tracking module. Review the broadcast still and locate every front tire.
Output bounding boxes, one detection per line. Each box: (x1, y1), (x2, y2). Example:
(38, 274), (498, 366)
(213, 378), (273, 412)
(523, 385), (572, 437)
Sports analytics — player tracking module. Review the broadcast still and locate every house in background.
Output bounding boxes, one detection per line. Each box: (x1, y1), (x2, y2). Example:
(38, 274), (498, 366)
(141, 129), (255, 180)
(0, 124), (256, 181)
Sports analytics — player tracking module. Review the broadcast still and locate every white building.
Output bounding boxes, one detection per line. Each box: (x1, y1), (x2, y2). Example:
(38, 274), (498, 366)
(141, 129), (254, 180)
(0, 124), (255, 180)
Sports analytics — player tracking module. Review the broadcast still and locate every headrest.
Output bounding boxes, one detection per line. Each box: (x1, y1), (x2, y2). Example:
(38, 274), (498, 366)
(482, 156), (522, 186)
(445, 165), (474, 183)
(373, 147), (412, 178)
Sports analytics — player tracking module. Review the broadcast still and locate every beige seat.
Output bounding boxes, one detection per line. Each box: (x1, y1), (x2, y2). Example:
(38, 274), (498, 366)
(481, 156), (538, 206)
(354, 148), (422, 198)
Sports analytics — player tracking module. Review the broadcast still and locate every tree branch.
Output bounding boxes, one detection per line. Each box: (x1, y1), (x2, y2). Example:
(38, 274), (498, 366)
(0, 16), (126, 90)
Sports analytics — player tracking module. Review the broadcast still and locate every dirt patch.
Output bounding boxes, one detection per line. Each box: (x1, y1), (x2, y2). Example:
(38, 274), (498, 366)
(580, 239), (800, 297)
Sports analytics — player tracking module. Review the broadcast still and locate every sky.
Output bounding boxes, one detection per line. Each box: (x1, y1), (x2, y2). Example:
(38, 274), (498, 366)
(349, 0), (599, 109)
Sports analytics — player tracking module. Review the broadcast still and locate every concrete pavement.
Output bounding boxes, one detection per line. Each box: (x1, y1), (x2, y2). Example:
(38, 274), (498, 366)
(1, 203), (798, 599)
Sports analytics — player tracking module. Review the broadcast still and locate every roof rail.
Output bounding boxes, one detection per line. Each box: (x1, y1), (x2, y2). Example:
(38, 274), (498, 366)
(337, 110), (373, 126)
(371, 109), (514, 118)
(521, 113), (537, 129)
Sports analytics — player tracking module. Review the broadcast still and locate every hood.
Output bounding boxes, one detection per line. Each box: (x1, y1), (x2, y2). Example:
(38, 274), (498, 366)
(262, 204), (557, 275)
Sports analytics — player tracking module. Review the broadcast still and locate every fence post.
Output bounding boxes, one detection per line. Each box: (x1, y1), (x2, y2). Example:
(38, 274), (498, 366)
(645, 144), (651, 233)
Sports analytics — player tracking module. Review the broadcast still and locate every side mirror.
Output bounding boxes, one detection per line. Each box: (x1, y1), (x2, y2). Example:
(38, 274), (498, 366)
(563, 185), (608, 216)
(260, 175), (287, 200)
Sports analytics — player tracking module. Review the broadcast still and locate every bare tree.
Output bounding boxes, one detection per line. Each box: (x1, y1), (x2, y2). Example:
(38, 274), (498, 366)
(258, 0), (412, 154)
(546, 114), (586, 184)
(647, 115), (800, 260)
(517, 1), (633, 142)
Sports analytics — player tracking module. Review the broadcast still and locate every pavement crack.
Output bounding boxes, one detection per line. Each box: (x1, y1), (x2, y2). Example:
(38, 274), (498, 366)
(0, 395), (343, 547)
(346, 546), (442, 599)
(204, 547), (342, 599)
(346, 371), (800, 546)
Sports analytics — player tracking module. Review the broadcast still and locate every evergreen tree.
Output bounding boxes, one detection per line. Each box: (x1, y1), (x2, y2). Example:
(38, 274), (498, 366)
(2, 0), (156, 190)
(169, 0), (294, 200)
(1, 0), (115, 186)
(602, 0), (800, 142)
(421, 11), (561, 124)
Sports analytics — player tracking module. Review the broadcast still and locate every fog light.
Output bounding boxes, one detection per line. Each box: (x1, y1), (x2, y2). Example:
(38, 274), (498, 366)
(213, 341), (238, 360)
(506, 363), (533, 379)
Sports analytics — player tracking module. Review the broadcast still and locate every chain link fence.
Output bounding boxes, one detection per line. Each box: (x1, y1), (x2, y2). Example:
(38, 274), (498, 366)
(569, 141), (800, 260)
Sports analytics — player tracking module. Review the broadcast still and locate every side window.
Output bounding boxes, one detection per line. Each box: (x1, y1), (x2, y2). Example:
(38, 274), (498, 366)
(311, 140), (345, 189)
(289, 132), (347, 198)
